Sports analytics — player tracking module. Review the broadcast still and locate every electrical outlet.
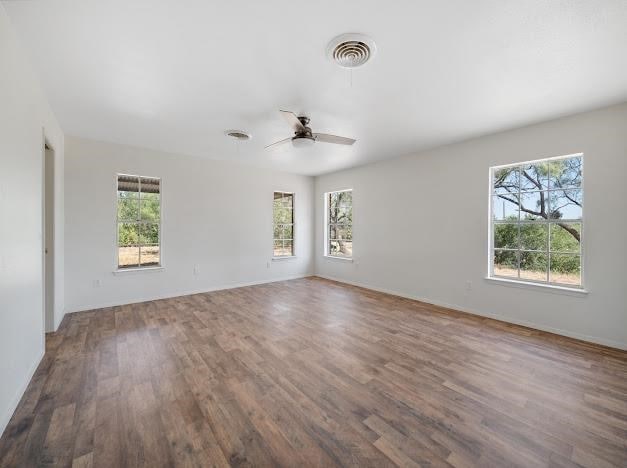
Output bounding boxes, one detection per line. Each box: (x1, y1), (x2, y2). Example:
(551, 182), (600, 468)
(193, 264), (200, 275)
(465, 280), (472, 291)
(93, 279), (101, 288)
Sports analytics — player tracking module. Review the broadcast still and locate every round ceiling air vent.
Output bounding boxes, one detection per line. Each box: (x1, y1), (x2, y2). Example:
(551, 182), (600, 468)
(326, 33), (376, 69)
(224, 130), (251, 141)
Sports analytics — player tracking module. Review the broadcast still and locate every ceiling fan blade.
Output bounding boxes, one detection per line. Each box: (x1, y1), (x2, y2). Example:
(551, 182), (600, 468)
(313, 133), (356, 145)
(279, 110), (306, 133)
(264, 137), (292, 149)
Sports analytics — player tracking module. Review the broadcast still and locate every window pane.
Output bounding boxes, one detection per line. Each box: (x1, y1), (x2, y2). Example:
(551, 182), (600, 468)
(282, 224), (293, 240)
(140, 196), (160, 222)
(520, 224), (548, 251)
(140, 177), (160, 196)
(329, 192), (338, 209)
(283, 240), (294, 255)
(493, 167), (519, 195)
(549, 189), (582, 220)
(520, 162), (549, 191)
(493, 250), (518, 278)
(117, 175), (140, 196)
(282, 193), (294, 208)
(273, 225), (281, 239)
(494, 224), (519, 249)
(520, 252), (548, 282)
(492, 194), (518, 221)
(334, 191), (351, 206)
(520, 191), (548, 220)
(337, 206), (352, 224)
(331, 225), (352, 241)
(118, 223), (139, 246)
(550, 223), (581, 253)
(549, 157), (581, 189)
(273, 240), (283, 256)
(139, 223), (159, 246)
(275, 207), (293, 224)
(117, 196), (139, 221)
(118, 246), (139, 269)
(140, 245), (160, 266)
(330, 240), (352, 257)
(550, 254), (581, 286)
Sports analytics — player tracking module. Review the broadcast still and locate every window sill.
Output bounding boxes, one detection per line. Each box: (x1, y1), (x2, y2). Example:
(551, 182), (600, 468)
(114, 266), (164, 275)
(272, 256), (297, 261)
(324, 255), (353, 262)
(484, 276), (588, 296)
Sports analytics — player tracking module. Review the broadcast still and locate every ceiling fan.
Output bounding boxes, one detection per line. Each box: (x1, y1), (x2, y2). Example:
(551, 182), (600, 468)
(265, 110), (356, 149)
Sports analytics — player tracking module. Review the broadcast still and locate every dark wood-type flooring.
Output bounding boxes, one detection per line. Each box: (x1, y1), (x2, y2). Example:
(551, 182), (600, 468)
(1, 277), (626, 467)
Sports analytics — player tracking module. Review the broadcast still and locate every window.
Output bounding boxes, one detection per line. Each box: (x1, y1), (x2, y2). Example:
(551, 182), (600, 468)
(117, 174), (161, 269)
(490, 154), (583, 287)
(273, 192), (294, 257)
(326, 189), (353, 258)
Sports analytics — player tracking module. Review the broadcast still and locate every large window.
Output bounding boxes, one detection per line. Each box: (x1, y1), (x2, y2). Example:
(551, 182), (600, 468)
(490, 154), (583, 287)
(117, 174), (161, 269)
(326, 189), (353, 258)
(273, 192), (294, 257)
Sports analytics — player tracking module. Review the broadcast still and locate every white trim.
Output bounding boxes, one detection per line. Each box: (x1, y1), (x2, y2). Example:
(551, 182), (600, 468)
(324, 188), (353, 258)
(115, 173), (163, 270)
(272, 190), (295, 257)
(484, 276), (588, 296)
(64, 274), (312, 314)
(488, 153), (585, 289)
(323, 255), (353, 262)
(314, 274), (626, 351)
(113, 266), (165, 275)
(490, 152), (584, 170)
(272, 256), (297, 261)
(0, 348), (45, 438)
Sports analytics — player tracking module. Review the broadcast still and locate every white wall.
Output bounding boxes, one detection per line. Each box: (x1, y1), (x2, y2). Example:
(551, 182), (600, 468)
(315, 103), (627, 349)
(0, 4), (65, 436)
(64, 136), (314, 312)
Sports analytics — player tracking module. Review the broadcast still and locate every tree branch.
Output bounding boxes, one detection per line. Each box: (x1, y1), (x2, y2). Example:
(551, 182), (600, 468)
(557, 222), (580, 242)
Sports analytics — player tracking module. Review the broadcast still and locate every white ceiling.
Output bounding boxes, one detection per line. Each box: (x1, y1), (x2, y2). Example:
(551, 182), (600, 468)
(4, 0), (627, 175)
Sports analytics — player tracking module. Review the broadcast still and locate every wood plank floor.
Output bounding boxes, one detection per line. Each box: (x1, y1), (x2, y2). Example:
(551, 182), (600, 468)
(1, 277), (626, 467)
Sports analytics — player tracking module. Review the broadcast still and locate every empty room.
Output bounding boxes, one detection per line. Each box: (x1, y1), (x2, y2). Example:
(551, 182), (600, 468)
(1, 1), (626, 466)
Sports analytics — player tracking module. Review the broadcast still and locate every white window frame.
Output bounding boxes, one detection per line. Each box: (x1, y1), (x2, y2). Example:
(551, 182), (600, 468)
(273, 191), (295, 258)
(115, 173), (163, 272)
(324, 189), (353, 260)
(488, 153), (584, 290)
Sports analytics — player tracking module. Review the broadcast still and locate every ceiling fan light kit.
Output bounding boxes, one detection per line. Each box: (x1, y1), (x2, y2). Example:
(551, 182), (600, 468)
(291, 136), (315, 148)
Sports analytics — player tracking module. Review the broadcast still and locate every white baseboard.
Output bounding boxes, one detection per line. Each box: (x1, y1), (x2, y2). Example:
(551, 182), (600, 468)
(0, 347), (45, 438)
(65, 274), (313, 314)
(315, 275), (627, 351)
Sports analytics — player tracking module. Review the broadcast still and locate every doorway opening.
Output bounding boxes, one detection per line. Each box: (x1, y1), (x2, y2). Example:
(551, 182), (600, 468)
(43, 141), (55, 335)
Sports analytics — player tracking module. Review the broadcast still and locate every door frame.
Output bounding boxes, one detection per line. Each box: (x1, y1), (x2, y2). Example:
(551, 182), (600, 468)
(42, 133), (55, 339)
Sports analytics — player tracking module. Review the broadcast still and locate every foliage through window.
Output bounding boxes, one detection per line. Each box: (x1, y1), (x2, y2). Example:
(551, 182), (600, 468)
(490, 154), (583, 287)
(117, 175), (161, 269)
(327, 190), (353, 258)
(273, 192), (294, 257)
